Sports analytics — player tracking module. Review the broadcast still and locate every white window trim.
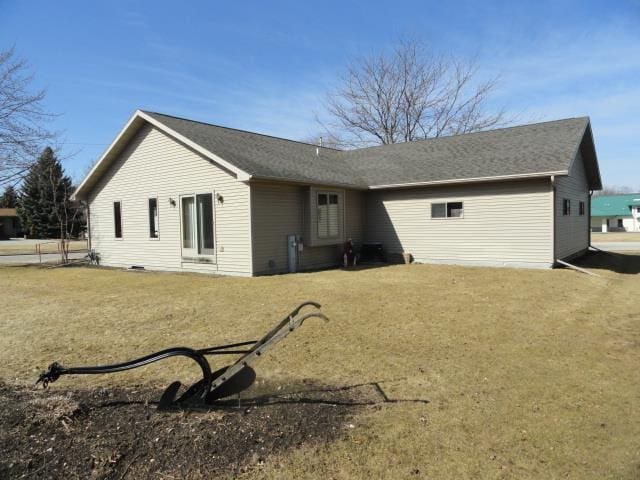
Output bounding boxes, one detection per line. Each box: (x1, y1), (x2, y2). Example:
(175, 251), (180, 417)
(148, 196), (160, 240)
(178, 192), (217, 262)
(563, 198), (571, 216)
(316, 190), (341, 239)
(431, 201), (464, 219)
(113, 200), (123, 240)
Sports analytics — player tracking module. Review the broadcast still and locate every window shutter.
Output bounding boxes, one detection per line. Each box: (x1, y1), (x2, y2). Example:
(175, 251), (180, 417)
(317, 193), (328, 238)
(328, 194), (339, 236)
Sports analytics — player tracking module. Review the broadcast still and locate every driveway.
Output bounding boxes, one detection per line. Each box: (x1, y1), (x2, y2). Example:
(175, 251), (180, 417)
(592, 242), (640, 252)
(0, 252), (87, 264)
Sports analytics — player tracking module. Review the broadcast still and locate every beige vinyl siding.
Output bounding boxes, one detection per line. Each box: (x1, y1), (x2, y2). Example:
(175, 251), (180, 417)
(88, 124), (252, 276)
(554, 150), (589, 259)
(365, 179), (554, 268)
(250, 183), (363, 275)
(250, 183), (301, 274)
(345, 189), (365, 247)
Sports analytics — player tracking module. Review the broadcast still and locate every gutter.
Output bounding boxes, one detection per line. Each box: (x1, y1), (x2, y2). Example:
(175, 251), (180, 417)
(551, 175), (556, 264)
(588, 190), (593, 249)
(367, 171), (568, 190)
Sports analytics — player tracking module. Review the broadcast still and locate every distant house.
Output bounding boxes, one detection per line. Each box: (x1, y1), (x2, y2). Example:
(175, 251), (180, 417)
(591, 194), (640, 232)
(72, 111), (601, 276)
(0, 208), (22, 240)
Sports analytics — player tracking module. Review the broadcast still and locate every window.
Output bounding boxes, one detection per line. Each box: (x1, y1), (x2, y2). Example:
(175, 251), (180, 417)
(579, 201), (585, 216)
(148, 198), (159, 238)
(113, 201), (122, 238)
(447, 202), (464, 218)
(431, 201), (464, 219)
(181, 193), (214, 256)
(317, 192), (339, 238)
(431, 203), (446, 218)
(618, 219), (623, 228)
(563, 198), (571, 216)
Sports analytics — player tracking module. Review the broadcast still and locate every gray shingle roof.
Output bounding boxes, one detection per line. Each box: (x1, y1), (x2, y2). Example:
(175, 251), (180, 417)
(144, 112), (598, 189)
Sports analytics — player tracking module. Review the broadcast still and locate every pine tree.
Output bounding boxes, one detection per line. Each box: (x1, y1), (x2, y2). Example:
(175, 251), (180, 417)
(16, 147), (81, 239)
(0, 185), (18, 208)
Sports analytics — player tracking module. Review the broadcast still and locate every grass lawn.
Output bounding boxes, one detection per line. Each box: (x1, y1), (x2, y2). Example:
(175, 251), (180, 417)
(1, 254), (639, 479)
(0, 239), (87, 255)
(592, 232), (640, 242)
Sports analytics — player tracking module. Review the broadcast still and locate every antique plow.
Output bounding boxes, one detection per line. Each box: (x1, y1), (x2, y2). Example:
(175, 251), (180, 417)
(37, 302), (328, 410)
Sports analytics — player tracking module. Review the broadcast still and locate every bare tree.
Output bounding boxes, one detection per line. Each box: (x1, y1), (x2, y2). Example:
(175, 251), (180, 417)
(48, 162), (83, 264)
(593, 186), (640, 197)
(321, 39), (508, 148)
(0, 47), (56, 186)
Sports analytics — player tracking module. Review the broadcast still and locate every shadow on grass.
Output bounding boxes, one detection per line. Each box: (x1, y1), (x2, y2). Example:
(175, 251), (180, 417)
(1, 380), (429, 479)
(82, 380), (430, 411)
(572, 250), (640, 275)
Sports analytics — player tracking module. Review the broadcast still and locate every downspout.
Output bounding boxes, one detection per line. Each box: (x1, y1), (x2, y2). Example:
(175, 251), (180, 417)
(550, 175), (556, 266)
(588, 190), (593, 249)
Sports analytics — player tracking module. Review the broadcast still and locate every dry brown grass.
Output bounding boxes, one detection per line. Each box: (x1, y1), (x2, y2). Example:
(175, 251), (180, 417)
(592, 232), (640, 242)
(0, 239), (87, 255)
(1, 255), (639, 479)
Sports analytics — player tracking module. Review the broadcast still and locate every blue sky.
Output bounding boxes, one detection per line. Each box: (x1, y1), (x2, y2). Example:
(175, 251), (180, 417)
(1, 0), (639, 187)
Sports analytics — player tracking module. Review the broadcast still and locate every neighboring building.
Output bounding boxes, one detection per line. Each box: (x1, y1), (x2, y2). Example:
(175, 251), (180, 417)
(72, 111), (601, 276)
(590, 194), (640, 232)
(0, 208), (22, 240)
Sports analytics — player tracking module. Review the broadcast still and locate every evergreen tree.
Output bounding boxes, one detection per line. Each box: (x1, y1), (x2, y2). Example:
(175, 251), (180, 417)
(0, 185), (18, 208)
(16, 147), (81, 239)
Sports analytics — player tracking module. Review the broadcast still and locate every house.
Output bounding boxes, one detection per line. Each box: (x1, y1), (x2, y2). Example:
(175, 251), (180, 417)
(0, 208), (21, 240)
(72, 111), (601, 276)
(590, 194), (640, 232)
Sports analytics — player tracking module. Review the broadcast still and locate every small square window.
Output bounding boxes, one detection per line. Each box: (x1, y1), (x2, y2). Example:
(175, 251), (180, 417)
(431, 202), (463, 219)
(431, 203), (446, 218)
(563, 199), (571, 216)
(447, 202), (464, 218)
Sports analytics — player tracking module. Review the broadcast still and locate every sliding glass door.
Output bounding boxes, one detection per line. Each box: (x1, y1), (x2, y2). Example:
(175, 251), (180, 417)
(181, 193), (215, 257)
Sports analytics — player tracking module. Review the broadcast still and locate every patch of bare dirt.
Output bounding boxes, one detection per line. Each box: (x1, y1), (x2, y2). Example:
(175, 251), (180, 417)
(0, 381), (378, 479)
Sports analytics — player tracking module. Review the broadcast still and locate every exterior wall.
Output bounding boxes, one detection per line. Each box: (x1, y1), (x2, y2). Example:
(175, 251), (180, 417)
(624, 214), (640, 231)
(554, 151), (590, 259)
(250, 182), (364, 275)
(345, 189), (365, 247)
(591, 216), (639, 232)
(590, 217), (604, 232)
(365, 178), (554, 268)
(87, 124), (252, 276)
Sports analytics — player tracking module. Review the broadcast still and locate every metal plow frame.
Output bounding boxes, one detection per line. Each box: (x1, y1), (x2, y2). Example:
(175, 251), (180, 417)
(37, 302), (328, 410)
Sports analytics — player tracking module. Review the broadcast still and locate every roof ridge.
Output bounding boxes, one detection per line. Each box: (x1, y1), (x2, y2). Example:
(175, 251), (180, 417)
(143, 110), (343, 152)
(345, 116), (591, 153)
(594, 193), (640, 198)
